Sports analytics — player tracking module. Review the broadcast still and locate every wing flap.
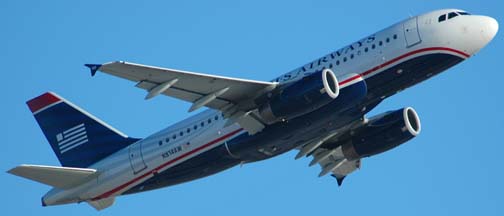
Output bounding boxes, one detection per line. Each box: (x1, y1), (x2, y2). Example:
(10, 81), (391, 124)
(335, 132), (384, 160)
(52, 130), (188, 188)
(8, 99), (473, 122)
(8, 164), (98, 189)
(311, 146), (360, 186)
(298, 133), (362, 186)
(136, 80), (232, 109)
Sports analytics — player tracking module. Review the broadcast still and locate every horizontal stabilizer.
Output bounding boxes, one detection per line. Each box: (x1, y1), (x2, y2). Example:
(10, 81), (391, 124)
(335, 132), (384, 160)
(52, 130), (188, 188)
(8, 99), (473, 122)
(8, 164), (98, 189)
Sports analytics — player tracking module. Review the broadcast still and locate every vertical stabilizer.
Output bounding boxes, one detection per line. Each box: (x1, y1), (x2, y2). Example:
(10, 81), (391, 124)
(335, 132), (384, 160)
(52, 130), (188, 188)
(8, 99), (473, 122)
(27, 92), (140, 168)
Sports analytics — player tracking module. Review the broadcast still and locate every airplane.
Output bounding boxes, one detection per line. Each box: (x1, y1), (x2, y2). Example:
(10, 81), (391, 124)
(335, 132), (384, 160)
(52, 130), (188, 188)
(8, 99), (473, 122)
(8, 9), (497, 210)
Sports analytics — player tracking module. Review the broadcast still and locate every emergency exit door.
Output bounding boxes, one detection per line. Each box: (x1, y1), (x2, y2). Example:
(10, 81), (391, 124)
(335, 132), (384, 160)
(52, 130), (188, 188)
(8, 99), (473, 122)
(128, 141), (147, 174)
(403, 17), (422, 47)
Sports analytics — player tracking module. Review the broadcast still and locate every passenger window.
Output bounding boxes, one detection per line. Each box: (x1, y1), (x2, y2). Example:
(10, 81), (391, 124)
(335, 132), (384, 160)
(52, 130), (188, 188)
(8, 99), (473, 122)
(364, 47), (369, 52)
(343, 57), (347, 62)
(329, 63), (333, 68)
(386, 38), (390, 43)
(438, 14), (446, 22)
(350, 54), (354, 59)
(215, 115), (218, 120)
(448, 12), (458, 19)
(393, 34), (397, 39)
(336, 60), (340, 65)
(201, 122), (204, 127)
(165, 138), (170, 142)
(158, 141), (163, 146)
(379, 41), (383, 46)
(372, 44), (376, 49)
(208, 119), (211, 124)
(172, 134), (176, 139)
(180, 131), (183, 136)
(194, 125), (197, 130)
(187, 128), (190, 133)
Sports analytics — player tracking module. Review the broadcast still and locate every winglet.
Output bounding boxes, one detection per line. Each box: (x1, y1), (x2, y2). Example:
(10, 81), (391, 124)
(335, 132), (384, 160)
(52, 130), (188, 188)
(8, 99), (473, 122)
(331, 174), (346, 187)
(84, 64), (102, 76)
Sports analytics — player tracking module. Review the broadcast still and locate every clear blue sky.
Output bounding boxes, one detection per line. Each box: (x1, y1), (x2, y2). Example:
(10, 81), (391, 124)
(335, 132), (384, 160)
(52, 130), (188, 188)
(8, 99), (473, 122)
(2, 0), (502, 215)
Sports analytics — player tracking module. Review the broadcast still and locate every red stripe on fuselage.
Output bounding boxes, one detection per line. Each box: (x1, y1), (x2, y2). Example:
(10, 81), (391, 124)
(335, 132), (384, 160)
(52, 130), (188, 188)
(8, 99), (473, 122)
(93, 128), (244, 200)
(26, 92), (61, 113)
(360, 47), (469, 77)
(336, 47), (469, 87)
(93, 46), (469, 200)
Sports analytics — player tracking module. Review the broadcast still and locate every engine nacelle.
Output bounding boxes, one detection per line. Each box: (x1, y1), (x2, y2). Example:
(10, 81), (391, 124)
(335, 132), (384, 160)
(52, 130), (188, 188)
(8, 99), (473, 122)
(258, 69), (339, 124)
(340, 107), (421, 160)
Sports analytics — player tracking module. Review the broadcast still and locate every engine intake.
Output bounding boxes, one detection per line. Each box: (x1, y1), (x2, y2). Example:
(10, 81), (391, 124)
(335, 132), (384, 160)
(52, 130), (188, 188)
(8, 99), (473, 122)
(340, 107), (421, 160)
(259, 69), (339, 124)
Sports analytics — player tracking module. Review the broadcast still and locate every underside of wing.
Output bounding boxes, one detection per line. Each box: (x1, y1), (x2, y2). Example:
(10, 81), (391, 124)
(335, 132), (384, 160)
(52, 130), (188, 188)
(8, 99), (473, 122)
(86, 61), (277, 112)
(295, 119), (365, 186)
(310, 147), (361, 186)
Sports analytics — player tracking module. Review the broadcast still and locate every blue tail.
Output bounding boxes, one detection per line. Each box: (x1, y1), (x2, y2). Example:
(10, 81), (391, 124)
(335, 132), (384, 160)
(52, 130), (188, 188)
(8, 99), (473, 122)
(27, 92), (140, 168)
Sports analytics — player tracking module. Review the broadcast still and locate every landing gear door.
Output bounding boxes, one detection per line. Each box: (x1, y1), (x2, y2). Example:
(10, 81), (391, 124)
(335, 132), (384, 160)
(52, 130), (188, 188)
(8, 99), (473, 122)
(128, 141), (147, 174)
(403, 17), (421, 47)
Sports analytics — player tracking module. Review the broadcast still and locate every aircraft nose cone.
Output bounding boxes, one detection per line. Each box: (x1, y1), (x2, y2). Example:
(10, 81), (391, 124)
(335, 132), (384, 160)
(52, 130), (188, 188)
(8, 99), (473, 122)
(483, 16), (499, 42)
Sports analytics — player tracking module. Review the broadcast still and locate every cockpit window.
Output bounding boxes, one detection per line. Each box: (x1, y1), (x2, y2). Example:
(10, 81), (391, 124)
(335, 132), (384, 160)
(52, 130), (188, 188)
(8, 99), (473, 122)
(448, 12), (458, 19)
(439, 11), (469, 23)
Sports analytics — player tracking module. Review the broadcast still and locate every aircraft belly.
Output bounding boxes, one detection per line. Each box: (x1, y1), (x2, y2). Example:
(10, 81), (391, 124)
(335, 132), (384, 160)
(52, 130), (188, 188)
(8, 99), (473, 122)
(123, 145), (239, 194)
(364, 53), (464, 100)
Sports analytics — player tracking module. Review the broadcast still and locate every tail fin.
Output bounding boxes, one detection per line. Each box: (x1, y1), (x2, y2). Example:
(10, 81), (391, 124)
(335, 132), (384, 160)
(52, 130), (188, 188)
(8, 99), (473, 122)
(27, 92), (140, 168)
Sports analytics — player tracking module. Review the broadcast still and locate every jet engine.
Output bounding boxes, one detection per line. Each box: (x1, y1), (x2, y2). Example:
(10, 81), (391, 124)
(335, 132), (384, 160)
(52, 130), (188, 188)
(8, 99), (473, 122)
(258, 69), (340, 124)
(336, 107), (421, 160)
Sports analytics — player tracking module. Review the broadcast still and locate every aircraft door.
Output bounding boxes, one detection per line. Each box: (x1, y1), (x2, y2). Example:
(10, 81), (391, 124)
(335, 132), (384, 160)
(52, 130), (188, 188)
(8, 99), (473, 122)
(128, 141), (147, 174)
(403, 17), (421, 47)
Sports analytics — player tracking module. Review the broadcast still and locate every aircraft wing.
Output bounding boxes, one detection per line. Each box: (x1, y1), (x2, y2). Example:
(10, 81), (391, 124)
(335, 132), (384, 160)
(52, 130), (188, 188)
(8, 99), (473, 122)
(85, 61), (277, 112)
